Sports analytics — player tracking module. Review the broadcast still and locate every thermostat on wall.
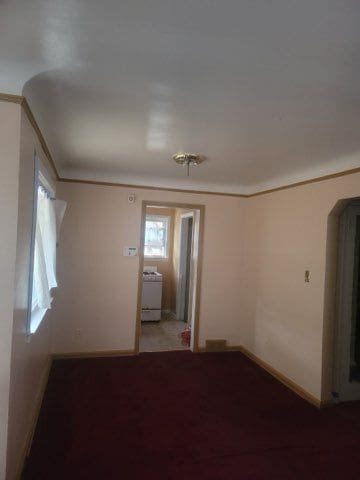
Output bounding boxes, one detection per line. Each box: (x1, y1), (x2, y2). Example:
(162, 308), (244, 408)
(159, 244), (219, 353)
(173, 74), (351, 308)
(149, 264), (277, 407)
(123, 246), (138, 257)
(128, 192), (136, 204)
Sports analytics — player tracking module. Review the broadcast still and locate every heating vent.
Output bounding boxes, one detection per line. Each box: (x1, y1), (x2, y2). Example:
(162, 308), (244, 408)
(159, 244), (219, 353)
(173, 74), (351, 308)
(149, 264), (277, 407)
(205, 339), (227, 352)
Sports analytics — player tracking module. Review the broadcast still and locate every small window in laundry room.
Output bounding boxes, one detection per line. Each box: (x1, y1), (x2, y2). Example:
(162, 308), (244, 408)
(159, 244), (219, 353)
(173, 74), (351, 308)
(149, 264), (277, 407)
(144, 215), (170, 259)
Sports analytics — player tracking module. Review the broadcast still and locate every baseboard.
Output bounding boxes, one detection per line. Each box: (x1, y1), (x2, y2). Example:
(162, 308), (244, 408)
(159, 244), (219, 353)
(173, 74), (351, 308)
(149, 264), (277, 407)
(16, 357), (52, 480)
(198, 344), (322, 408)
(237, 346), (322, 408)
(52, 349), (136, 359)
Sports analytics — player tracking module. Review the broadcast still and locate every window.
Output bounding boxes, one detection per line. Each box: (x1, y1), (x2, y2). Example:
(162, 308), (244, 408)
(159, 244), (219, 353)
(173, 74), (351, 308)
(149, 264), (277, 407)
(27, 157), (66, 335)
(144, 215), (170, 259)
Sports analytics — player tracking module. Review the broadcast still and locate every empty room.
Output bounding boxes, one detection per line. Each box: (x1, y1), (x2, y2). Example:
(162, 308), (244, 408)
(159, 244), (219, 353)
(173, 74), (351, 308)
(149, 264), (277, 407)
(1, 1), (360, 479)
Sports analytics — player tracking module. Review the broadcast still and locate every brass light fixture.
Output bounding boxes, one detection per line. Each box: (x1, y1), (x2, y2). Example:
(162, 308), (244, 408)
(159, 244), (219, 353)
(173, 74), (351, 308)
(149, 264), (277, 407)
(172, 152), (204, 176)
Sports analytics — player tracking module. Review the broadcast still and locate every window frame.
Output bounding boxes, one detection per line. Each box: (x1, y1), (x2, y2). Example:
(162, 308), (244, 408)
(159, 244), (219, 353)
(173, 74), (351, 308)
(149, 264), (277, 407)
(144, 214), (171, 260)
(26, 153), (56, 336)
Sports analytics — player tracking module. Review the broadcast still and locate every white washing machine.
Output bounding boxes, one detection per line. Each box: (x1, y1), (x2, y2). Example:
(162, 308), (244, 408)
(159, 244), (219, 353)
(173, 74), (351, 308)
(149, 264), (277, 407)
(141, 268), (163, 321)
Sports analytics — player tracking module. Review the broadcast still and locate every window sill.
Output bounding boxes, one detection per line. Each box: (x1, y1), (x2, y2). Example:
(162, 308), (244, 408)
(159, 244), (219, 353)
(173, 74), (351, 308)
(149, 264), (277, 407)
(144, 256), (169, 261)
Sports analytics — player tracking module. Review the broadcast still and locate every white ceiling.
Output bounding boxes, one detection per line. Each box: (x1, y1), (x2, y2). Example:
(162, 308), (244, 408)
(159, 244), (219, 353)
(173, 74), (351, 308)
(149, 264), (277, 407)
(1, 0), (360, 194)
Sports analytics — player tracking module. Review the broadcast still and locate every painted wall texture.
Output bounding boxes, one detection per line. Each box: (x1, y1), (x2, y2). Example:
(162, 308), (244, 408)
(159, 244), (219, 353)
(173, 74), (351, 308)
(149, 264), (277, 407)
(242, 173), (360, 400)
(0, 102), (21, 480)
(5, 107), (56, 480)
(49, 184), (247, 354)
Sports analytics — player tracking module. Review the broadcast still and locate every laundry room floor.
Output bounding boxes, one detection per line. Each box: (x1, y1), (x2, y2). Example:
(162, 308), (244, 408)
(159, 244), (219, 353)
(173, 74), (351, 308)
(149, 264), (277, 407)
(139, 313), (189, 352)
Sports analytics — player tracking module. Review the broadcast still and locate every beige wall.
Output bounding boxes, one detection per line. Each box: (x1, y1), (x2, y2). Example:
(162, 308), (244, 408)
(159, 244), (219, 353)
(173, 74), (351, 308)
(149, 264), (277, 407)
(0, 102), (21, 480)
(5, 107), (56, 480)
(243, 173), (360, 400)
(144, 207), (175, 311)
(50, 184), (247, 354)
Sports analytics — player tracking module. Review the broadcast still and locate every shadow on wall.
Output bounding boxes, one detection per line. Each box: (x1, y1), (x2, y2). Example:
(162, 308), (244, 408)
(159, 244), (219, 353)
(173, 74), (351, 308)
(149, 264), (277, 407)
(22, 68), (182, 178)
(22, 69), (73, 166)
(22, 68), (135, 174)
(322, 196), (360, 402)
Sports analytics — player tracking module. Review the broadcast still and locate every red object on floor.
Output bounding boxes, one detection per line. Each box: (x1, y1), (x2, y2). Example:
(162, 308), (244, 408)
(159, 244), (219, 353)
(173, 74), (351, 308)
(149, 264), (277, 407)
(180, 326), (191, 346)
(22, 351), (360, 480)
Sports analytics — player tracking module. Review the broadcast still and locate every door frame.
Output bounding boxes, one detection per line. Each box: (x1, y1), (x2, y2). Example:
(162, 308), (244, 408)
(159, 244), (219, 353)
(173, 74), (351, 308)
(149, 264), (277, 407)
(176, 212), (194, 322)
(333, 202), (360, 401)
(134, 200), (205, 353)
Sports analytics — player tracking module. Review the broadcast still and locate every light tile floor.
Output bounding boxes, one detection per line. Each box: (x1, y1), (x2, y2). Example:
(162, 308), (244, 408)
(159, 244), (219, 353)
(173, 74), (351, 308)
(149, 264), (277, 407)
(139, 313), (189, 352)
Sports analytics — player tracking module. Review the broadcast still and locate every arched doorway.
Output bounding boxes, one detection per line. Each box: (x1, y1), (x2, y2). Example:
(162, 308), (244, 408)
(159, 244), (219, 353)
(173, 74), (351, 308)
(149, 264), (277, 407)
(333, 200), (360, 401)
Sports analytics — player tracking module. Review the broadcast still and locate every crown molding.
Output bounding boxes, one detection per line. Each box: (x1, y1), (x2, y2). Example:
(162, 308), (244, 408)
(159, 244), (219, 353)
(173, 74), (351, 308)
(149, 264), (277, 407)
(0, 93), (59, 180)
(1, 92), (360, 198)
(0, 92), (23, 104)
(58, 177), (248, 197)
(249, 166), (360, 197)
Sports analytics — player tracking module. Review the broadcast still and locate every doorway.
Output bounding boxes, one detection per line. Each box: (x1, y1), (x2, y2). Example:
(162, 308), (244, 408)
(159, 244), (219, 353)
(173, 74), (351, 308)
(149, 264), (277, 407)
(333, 201), (360, 402)
(177, 214), (193, 323)
(135, 201), (204, 353)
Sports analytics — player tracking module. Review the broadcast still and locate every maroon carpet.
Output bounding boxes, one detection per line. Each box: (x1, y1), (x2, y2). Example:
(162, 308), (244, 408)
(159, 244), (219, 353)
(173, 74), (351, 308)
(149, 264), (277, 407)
(22, 351), (360, 479)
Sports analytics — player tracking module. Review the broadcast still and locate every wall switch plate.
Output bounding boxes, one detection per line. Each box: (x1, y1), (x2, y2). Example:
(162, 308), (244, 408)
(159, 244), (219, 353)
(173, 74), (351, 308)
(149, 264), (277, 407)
(305, 270), (310, 282)
(123, 246), (138, 257)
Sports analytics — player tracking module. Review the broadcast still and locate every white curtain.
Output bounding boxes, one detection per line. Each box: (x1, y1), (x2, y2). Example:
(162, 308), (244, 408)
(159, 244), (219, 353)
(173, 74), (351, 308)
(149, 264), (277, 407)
(54, 199), (67, 243)
(32, 188), (66, 311)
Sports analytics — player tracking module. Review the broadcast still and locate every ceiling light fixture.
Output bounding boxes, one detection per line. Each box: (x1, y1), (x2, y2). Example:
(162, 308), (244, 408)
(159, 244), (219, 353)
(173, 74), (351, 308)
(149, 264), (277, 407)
(173, 152), (204, 176)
